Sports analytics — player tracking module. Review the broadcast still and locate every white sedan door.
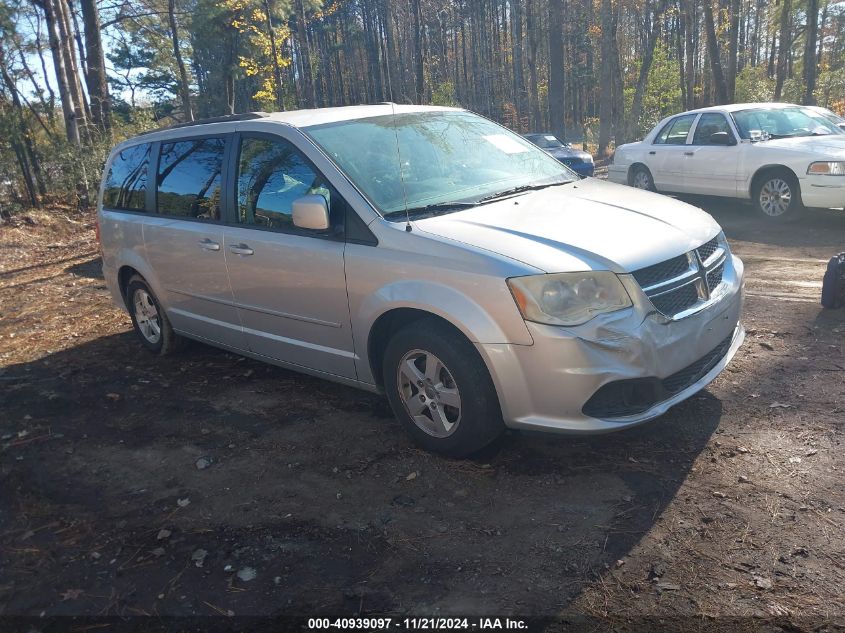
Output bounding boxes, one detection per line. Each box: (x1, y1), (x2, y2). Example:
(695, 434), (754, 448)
(644, 113), (698, 193)
(682, 112), (741, 197)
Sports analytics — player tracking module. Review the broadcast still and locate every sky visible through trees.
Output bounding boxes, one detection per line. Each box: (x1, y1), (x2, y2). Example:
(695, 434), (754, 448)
(0, 0), (843, 208)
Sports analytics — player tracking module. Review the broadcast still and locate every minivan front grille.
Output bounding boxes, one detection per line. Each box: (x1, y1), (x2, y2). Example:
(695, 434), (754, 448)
(696, 237), (720, 263)
(632, 254), (691, 288)
(649, 283), (699, 316)
(706, 261), (725, 291)
(632, 236), (727, 319)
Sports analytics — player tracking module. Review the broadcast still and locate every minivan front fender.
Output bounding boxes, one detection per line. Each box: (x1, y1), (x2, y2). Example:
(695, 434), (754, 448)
(354, 279), (533, 385)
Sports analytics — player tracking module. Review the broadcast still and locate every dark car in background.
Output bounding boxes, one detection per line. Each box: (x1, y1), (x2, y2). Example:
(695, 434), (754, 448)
(524, 133), (595, 177)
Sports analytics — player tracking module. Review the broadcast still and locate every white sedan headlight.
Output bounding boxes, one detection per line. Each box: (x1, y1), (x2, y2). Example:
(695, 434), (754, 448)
(807, 161), (845, 176)
(507, 272), (632, 327)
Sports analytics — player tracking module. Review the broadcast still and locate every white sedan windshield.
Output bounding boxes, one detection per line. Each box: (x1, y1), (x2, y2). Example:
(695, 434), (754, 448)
(732, 107), (844, 139)
(304, 111), (574, 217)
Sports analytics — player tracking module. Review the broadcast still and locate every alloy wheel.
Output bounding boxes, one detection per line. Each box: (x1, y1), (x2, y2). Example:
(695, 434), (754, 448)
(397, 349), (462, 438)
(133, 289), (162, 344)
(759, 178), (792, 217)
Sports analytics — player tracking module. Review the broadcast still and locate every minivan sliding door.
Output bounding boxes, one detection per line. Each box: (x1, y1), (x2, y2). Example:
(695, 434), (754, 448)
(142, 136), (245, 349)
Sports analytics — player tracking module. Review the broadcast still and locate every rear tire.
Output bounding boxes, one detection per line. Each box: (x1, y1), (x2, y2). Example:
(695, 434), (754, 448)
(629, 165), (655, 192)
(126, 275), (185, 355)
(752, 169), (803, 221)
(382, 318), (504, 457)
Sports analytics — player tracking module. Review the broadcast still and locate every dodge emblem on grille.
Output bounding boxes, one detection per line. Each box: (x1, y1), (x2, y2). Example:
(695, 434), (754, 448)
(688, 251), (711, 301)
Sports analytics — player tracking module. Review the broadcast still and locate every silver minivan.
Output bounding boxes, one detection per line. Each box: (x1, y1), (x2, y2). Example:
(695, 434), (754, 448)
(98, 105), (745, 456)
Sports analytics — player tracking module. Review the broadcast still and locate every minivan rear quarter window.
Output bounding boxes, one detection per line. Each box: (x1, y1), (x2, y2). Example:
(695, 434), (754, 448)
(103, 143), (150, 211)
(157, 138), (226, 221)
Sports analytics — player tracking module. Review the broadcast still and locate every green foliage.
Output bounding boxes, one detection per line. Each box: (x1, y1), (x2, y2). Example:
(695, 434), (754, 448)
(430, 81), (457, 107)
(734, 66), (775, 102)
(780, 76), (804, 104)
(108, 37), (179, 106)
(623, 42), (683, 139)
(815, 67), (845, 110)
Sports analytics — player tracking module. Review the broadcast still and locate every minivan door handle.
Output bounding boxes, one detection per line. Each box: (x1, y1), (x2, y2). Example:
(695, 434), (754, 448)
(648, 151), (656, 155)
(684, 151), (694, 156)
(198, 238), (220, 251)
(229, 244), (254, 256)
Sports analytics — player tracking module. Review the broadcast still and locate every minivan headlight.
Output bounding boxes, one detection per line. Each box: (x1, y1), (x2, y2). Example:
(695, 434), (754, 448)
(808, 161), (845, 176)
(507, 272), (632, 327)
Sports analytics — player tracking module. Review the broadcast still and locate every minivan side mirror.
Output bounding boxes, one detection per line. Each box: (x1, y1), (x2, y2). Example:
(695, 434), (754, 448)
(292, 195), (330, 230)
(709, 131), (736, 146)
(838, 122), (845, 131)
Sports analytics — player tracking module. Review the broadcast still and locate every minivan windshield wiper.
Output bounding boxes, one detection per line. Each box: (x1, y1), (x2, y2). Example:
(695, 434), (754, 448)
(383, 201), (479, 220)
(477, 180), (570, 203)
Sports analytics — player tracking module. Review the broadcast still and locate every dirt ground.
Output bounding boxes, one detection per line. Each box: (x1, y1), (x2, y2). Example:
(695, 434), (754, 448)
(1, 196), (844, 630)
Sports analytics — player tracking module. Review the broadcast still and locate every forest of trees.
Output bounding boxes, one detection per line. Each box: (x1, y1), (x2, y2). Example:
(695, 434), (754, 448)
(1, 0), (843, 209)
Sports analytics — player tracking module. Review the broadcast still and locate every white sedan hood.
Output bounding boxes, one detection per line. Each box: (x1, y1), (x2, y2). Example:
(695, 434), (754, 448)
(759, 134), (845, 158)
(414, 179), (720, 273)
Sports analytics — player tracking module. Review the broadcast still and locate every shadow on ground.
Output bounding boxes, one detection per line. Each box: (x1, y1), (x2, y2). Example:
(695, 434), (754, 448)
(0, 331), (722, 617)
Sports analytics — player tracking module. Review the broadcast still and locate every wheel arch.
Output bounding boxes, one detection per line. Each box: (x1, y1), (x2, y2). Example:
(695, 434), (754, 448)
(748, 164), (801, 198)
(367, 308), (475, 390)
(115, 254), (164, 310)
(627, 162), (652, 186)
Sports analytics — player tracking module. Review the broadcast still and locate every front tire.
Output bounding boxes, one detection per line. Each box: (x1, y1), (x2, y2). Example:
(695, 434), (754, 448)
(752, 170), (803, 221)
(383, 319), (504, 457)
(126, 275), (185, 355)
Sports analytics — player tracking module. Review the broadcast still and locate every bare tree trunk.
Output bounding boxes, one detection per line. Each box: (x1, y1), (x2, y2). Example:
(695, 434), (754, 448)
(704, 1), (729, 103)
(39, 0), (81, 145)
(80, 0), (111, 133)
(774, 0), (791, 99)
(32, 12), (56, 112)
(598, 0), (614, 154)
(55, 0), (90, 133)
(627, 11), (663, 142)
(411, 0), (425, 103)
(802, 0), (819, 104)
(727, 0), (740, 100)
(525, 0), (542, 128)
(295, 0), (315, 106)
(169, 0), (194, 119)
(0, 47), (43, 205)
(548, 0), (566, 140)
(683, 0), (695, 107)
(511, 0), (526, 125)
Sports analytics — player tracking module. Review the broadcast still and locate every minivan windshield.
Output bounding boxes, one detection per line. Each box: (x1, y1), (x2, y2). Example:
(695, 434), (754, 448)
(731, 107), (845, 139)
(304, 111), (574, 218)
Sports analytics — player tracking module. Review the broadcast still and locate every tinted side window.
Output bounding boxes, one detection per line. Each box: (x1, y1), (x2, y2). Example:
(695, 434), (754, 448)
(692, 113), (734, 145)
(103, 144), (150, 210)
(654, 115), (696, 145)
(236, 137), (334, 231)
(157, 138), (225, 220)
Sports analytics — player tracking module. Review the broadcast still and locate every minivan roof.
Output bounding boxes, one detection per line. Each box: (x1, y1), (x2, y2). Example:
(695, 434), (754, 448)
(114, 104), (463, 152)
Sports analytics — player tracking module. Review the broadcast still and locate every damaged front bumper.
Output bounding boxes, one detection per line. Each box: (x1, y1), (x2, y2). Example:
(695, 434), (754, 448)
(477, 254), (745, 433)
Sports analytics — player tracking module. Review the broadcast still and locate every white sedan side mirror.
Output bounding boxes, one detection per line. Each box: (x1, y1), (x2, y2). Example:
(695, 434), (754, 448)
(292, 195), (330, 230)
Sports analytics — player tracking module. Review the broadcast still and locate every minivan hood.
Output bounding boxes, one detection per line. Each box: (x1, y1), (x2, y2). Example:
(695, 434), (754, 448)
(757, 134), (845, 158)
(414, 179), (720, 273)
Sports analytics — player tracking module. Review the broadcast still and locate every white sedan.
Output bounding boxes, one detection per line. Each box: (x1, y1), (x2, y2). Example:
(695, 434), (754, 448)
(608, 103), (845, 220)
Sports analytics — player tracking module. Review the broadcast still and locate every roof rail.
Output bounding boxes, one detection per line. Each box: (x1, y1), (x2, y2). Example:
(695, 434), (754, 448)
(138, 112), (271, 136)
